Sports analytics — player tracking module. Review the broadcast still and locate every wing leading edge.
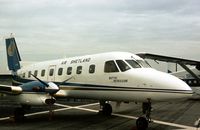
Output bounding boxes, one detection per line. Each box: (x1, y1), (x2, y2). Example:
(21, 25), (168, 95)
(0, 84), (22, 95)
(137, 53), (200, 67)
(136, 53), (200, 81)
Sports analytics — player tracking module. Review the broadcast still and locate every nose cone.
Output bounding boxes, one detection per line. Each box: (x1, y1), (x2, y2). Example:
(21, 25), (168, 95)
(154, 70), (193, 100)
(132, 68), (193, 100)
(154, 70), (191, 91)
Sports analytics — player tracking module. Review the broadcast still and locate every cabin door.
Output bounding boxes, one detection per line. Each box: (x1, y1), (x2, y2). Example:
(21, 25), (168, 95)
(47, 65), (56, 81)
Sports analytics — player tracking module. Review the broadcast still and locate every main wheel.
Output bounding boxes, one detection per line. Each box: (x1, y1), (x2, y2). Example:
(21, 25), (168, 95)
(102, 103), (112, 116)
(136, 117), (149, 130)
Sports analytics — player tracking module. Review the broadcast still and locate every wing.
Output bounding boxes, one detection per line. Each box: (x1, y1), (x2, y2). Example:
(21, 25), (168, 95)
(136, 53), (200, 80)
(0, 84), (22, 95)
(136, 53), (200, 66)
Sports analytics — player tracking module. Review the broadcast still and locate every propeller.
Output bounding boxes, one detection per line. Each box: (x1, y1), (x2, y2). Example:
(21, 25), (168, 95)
(30, 74), (59, 95)
(30, 74), (74, 95)
(30, 74), (74, 120)
(30, 74), (49, 87)
(56, 76), (74, 87)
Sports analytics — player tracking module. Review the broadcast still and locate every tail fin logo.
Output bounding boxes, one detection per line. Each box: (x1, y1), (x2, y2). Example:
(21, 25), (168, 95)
(5, 37), (21, 71)
(7, 41), (15, 57)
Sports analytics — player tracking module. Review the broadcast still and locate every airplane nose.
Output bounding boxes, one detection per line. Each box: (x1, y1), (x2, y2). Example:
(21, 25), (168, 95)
(156, 70), (192, 91)
(133, 68), (193, 100)
(154, 70), (193, 99)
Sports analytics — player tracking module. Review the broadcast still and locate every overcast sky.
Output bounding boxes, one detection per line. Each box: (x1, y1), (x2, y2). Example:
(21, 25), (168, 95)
(0, 0), (200, 73)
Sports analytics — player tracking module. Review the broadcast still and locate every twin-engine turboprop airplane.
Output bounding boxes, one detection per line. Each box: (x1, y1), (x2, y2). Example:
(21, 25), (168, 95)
(0, 37), (193, 130)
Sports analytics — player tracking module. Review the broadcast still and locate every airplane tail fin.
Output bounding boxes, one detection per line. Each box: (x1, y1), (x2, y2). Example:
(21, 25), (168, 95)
(5, 37), (21, 71)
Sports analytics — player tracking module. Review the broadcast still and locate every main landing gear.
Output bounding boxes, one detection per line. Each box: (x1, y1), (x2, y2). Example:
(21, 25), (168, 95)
(45, 98), (56, 120)
(14, 105), (30, 122)
(98, 100), (152, 129)
(14, 108), (25, 121)
(99, 101), (112, 116)
(136, 99), (152, 130)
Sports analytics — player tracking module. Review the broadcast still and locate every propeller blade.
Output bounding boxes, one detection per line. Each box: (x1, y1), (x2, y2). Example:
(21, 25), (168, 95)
(57, 76), (74, 86)
(31, 74), (49, 87)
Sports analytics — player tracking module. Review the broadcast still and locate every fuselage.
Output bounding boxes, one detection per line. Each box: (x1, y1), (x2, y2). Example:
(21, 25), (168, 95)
(14, 52), (193, 103)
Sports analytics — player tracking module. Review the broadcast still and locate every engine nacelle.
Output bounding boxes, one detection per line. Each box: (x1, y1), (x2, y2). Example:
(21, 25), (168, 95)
(15, 93), (53, 106)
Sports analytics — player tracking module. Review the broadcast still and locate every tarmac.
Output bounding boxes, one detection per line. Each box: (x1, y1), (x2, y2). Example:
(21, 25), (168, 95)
(0, 76), (200, 130)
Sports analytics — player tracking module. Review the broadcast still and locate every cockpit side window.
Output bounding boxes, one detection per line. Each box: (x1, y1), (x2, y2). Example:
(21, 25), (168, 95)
(104, 60), (119, 73)
(136, 60), (151, 68)
(116, 60), (130, 72)
(125, 60), (141, 68)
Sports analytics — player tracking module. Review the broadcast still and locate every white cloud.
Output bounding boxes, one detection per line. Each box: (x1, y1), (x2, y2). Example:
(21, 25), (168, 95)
(0, 0), (200, 74)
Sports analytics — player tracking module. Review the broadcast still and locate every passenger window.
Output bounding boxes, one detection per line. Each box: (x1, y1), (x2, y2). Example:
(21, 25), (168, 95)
(34, 70), (38, 77)
(49, 69), (54, 76)
(77, 66), (82, 74)
(89, 65), (95, 74)
(126, 60), (141, 68)
(67, 67), (72, 75)
(41, 69), (45, 77)
(104, 60), (119, 73)
(58, 68), (63, 76)
(116, 60), (130, 72)
(22, 73), (25, 78)
(28, 71), (31, 78)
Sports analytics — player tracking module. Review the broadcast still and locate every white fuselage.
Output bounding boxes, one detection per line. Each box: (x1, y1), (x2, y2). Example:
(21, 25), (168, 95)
(14, 52), (192, 104)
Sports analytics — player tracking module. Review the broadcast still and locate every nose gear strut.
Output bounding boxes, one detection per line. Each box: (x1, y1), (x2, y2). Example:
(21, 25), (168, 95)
(136, 99), (152, 130)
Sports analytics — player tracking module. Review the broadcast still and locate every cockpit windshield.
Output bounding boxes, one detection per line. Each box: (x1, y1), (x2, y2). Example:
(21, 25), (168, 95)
(136, 60), (151, 68)
(116, 60), (131, 72)
(104, 59), (151, 73)
(125, 60), (141, 68)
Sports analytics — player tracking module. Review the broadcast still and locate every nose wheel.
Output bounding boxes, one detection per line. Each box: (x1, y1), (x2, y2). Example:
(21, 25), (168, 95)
(136, 116), (149, 130)
(99, 101), (112, 116)
(136, 99), (152, 130)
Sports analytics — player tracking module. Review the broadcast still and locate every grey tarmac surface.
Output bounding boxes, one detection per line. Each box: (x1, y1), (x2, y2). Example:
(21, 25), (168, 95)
(0, 76), (200, 130)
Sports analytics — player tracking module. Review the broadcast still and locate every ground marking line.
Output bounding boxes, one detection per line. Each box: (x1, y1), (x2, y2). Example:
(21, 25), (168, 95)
(0, 102), (99, 121)
(55, 103), (196, 130)
(0, 102), (197, 130)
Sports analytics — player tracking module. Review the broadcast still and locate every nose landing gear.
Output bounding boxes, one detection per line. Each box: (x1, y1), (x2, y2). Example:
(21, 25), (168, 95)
(136, 99), (152, 130)
(99, 101), (112, 116)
